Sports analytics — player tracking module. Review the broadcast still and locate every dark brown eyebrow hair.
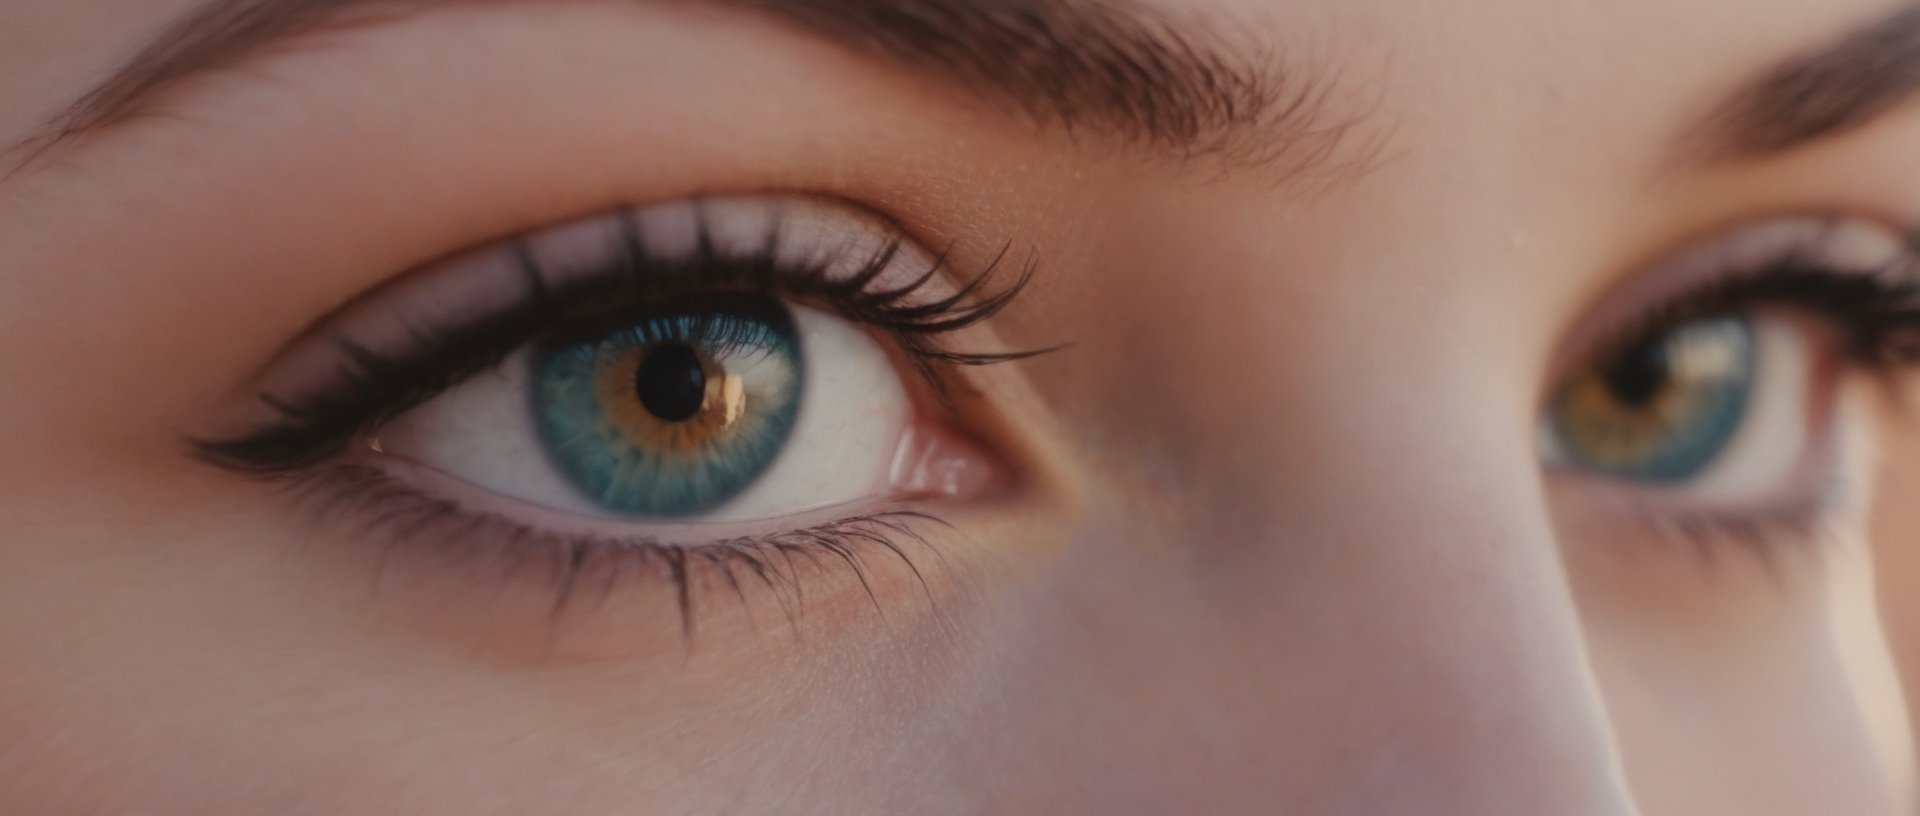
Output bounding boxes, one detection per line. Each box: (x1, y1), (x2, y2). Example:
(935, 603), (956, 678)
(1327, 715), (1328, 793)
(24, 2), (1920, 180)
(7, 0), (1351, 175)
(1701, 4), (1920, 158)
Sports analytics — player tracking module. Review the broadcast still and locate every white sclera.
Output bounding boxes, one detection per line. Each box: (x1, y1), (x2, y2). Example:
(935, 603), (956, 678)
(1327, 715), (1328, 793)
(1675, 314), (1816, 504)
(1538, 216), (1901, 510)
(1538, 313), (1823, 508)
(378, 303), (911, 522)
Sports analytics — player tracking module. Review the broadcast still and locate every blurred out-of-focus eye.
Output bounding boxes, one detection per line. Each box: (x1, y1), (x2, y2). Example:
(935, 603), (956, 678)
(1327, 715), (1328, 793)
(1536, 216), (1920, 522)
(1547, 315), (1757, 484)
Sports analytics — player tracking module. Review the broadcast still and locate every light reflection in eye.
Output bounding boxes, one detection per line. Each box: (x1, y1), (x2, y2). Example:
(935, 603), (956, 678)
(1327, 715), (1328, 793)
(1545, 316), (1756, 484)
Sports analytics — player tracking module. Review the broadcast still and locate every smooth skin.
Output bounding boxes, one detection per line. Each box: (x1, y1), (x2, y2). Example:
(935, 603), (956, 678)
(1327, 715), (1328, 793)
(1, 0), (1916, 813)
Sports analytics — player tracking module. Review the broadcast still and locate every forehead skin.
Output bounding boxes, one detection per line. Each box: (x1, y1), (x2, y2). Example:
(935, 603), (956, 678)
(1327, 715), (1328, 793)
(0, 0), (1916, 814)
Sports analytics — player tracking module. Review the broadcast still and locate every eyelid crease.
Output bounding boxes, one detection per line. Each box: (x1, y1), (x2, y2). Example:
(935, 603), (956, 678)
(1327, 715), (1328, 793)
(192, 200), (1055, 478)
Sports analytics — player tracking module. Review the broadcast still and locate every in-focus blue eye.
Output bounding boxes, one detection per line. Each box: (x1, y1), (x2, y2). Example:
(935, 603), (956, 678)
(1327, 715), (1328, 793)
(531, 298), (804, 517)
(1546, 316), (1756, 483)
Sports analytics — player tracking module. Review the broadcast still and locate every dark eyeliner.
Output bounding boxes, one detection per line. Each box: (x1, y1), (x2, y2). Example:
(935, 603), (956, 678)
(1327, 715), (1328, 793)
(196, 204), (1045, 476)
(1603, 228), (1920, 371)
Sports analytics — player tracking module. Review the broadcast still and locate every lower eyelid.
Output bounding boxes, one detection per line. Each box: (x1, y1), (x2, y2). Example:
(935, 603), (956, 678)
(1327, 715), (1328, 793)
(1546, 396), (1864, 560)
(353, 449), (896, 542)
(278, 462), (957, 649)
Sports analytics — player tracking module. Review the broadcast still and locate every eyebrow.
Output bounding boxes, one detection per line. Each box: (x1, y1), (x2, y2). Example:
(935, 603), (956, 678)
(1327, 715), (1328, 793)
(1700, 4), (1920, 158)
(30, 3), (1920, 182)
(8, 0), (1339, 173)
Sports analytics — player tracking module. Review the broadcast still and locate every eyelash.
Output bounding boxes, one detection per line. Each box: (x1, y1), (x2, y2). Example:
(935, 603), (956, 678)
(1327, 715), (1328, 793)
(1610, 248), (1920, 370)
(294, 464), (951, 642)
(197, 206), (1042, 475)
(197, 205), (1038, 629)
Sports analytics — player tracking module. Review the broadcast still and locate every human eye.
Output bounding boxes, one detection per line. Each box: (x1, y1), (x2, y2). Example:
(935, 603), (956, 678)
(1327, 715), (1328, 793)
(1540, 216), (1920, 548)
(195, 196), (1039, 625)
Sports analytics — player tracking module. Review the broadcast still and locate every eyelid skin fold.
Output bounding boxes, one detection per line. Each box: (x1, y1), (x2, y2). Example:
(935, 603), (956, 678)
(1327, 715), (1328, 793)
(195, 196), (1048, 476)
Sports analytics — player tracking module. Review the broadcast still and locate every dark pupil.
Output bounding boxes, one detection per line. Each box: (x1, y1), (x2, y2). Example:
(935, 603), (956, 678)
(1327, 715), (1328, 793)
(1603, 336), (1671, 408)
(634, 343), (708, 422)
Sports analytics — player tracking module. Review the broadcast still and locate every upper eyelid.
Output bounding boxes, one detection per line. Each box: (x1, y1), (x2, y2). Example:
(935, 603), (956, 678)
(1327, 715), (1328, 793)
(1541, 215), (1916, 385)
(232, 197), (935, 385)
(194, 197), (1046, 474)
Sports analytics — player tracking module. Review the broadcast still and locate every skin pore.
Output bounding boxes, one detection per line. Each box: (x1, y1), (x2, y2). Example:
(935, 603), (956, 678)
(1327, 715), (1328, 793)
(3, 0), (1919, 813)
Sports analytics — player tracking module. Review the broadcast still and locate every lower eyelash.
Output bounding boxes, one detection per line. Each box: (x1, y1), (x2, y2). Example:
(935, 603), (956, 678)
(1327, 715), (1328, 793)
(282, 463), (950, 643)
(1628, 433), (1868, 569)
(1637, 495), (1842, 571)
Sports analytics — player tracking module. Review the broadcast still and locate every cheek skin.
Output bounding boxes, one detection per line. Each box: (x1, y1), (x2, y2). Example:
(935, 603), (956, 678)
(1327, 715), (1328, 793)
(1871, 390), (1920, 805)
(0, 454), (987, 814)
(1557, 383), (1909, 813)
(1832, 523), (1919, 813)
(1575, 529), (1903, 815)
(892, 470), (1643, 813)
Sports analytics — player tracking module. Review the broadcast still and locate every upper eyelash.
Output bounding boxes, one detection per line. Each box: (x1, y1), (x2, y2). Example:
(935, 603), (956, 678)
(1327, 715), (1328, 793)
(1583, 233), (1920, 554)
(195, 205), (1048, 476)
(1603, 237), (1920, 369)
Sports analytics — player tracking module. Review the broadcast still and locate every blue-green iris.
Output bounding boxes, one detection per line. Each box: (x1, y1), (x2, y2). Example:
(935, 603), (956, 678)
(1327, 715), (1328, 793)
(1548, 316), (1755, 483)
(531, 301), (804, 517)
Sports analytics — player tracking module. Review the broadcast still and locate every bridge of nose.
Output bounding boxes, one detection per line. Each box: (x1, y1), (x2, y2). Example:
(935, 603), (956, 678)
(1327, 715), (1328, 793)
(928, 452), (1640, 814)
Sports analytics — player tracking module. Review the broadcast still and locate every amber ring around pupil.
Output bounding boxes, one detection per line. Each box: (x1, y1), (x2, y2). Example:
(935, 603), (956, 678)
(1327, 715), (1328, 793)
(531, 302), (805, 517)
